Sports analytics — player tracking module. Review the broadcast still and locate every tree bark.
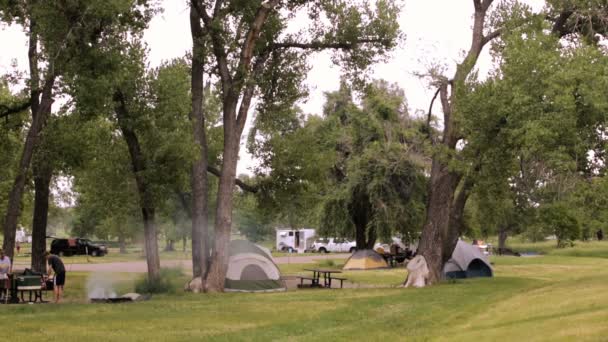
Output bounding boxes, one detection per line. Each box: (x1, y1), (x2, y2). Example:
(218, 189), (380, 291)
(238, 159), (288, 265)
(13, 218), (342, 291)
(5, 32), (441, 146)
(355, 223), (366, 250)
(118, 234), (127, 254)
(165, 239), (175, 252)
(417, 0), (496, 285)
(498, 227), (509, 253)
(190, 6), (210, 280)
(2, 22), (56, 260)
(351, 191), (371, 250)
(30, 162), (53, 273)
(205, 119), (239, 292)
(114, 90), (160, 281)
(141, 207), (160, 280)
(418, 159), (462, 283)
(443, 177), (474, 264)
(2, 82), (53, 260)
(366, 228), (377, 250)
(199, 0), (277, 292)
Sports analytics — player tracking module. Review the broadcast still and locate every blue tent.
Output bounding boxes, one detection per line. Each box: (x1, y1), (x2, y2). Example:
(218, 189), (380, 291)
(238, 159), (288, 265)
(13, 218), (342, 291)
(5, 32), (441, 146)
(443, 240), (493, 279)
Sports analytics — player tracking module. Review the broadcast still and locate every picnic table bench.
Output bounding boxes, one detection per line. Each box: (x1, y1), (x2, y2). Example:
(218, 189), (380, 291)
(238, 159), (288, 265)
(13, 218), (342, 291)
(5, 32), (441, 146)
(296, 275), (322, 288)
(2, 273), (50, 304)
(298, 269), (346, 289)
(382, 251), (412, 267)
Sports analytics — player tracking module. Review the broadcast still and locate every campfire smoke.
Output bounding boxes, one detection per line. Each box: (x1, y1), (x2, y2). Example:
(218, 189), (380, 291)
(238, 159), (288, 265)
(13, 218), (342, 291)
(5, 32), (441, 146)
(87, 272), (119, 299)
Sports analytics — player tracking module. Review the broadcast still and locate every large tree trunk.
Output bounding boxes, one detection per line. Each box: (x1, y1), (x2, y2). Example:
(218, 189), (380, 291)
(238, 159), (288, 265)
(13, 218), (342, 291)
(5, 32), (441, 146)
(205, 129), (239, 292)
(199, 0), (276, 292)
(114, 91), (160, 281)
(498, 226), (509, 253)
(190, 6), (210, 279)
(417, 159), (461, 283)
(30, 163), (52, 273)
(417, 0), (496, 285)
(350, 190), (374, 250)
(355, 223), (366, 250)
(354, 222), (377, 250)
(118, 234), (127, 254)
(164, 239), (175, 252)
(142, 207), (160, 280)
(443, 177), (474, 264)
(366, 229), (377, 250)
(2, 23), (56, 260)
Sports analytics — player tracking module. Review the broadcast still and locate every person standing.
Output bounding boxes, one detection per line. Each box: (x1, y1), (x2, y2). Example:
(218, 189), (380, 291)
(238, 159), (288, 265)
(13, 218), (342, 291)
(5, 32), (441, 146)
(0, 249), (11, 301)
(44, 251), (66, 303)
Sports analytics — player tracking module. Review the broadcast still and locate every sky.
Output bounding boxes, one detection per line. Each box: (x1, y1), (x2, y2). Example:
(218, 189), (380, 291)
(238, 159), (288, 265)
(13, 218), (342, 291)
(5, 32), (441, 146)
(0, 0), (545, 175)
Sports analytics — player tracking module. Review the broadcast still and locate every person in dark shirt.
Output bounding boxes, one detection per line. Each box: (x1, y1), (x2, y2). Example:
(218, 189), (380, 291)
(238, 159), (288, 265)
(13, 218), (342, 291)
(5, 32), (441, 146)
(44, 251), (66, 303)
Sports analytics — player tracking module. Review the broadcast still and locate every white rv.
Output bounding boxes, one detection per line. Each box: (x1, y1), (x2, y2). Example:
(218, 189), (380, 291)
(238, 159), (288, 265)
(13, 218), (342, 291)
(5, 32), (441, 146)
(275, 228), (316, 253)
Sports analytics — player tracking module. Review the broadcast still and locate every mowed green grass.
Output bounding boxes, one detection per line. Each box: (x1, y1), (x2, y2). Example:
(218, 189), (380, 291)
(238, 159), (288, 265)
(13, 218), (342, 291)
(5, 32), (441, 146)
(11, 247), (192, 266)
(10, 244), (324, 266)
(5, 252), (608, 341)
(509, 240), (608, 258)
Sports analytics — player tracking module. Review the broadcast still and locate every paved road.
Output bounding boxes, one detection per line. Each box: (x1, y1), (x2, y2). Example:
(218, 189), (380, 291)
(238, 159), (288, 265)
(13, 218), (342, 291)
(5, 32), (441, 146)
(15, 253), (351, 273)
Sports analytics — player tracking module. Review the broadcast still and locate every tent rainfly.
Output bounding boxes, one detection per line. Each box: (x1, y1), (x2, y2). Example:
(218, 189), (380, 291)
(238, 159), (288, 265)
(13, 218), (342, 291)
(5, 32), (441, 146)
(343, 249), (389, 270)
(443, 240), (493, 279)
(225, 240), (286, 292)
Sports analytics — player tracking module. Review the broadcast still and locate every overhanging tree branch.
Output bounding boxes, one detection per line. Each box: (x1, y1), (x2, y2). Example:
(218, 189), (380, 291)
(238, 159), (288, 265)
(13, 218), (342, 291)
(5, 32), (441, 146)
(272, 38), (392, 50)
(206, 165), (258, 193)
(194, 0), (233, 90)
(482, 28), (502, 46)
(236, 50), (271, 134)
(0, 101), (30, 118)
(426, 87), (441, 142)
(233, 0), (280, 91)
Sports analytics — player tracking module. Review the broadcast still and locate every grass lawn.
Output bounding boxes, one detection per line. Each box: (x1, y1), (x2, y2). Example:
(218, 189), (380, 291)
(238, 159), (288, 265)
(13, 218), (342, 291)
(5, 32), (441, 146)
(5, 247), (608, 341)
(507, 240), (608, 258)
(10, 249), (193, 268)
(10, 244), (323, 267)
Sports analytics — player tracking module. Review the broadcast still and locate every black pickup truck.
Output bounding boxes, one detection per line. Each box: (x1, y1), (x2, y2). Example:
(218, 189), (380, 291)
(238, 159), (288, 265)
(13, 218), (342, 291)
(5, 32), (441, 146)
(50, 238), (108, 257)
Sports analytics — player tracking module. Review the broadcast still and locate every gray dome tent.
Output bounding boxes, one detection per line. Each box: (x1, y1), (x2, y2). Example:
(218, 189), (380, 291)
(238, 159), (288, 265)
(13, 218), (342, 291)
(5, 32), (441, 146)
(443, 240), (493, 279)
(225, 240), (285, 292)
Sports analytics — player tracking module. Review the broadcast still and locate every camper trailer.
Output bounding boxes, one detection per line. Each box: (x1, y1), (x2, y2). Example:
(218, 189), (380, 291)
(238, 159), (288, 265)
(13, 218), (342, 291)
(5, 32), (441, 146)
(275, 228), (316, 253)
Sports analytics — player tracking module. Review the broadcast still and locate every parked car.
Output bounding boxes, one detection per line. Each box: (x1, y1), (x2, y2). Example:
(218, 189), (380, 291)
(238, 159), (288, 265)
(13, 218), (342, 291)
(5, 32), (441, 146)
(50, 238), (108, 257)
(311, 238), (356, 253)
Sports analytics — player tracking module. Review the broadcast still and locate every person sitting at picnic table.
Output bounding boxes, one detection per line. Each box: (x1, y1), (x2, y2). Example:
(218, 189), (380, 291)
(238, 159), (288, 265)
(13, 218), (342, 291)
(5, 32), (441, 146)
(0, 249), (11, 301)
(44, 251), (66, 303)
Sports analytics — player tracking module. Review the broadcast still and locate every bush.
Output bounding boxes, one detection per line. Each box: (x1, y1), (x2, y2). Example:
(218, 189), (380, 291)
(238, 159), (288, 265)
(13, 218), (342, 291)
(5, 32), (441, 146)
(523, 224), (546, 243)
(135, 267), (185, 294)
(539, 204), (580, 248)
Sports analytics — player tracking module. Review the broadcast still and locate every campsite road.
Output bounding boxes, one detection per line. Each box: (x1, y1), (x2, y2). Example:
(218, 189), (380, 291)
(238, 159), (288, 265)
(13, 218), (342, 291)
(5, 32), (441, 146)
(14, 254), (351, 273)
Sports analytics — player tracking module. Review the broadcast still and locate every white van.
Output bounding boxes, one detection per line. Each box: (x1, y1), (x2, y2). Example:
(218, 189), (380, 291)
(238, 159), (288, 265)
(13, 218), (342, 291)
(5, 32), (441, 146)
(275, 228), (316, 253)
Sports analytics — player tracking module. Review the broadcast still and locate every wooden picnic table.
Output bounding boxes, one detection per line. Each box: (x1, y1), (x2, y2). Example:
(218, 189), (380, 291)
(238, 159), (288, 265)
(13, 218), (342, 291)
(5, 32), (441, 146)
(303, 268), (344, 288)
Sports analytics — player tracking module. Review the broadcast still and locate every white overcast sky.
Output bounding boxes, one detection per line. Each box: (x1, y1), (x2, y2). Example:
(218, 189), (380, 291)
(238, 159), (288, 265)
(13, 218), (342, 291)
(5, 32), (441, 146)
(0, 0), (545, 175)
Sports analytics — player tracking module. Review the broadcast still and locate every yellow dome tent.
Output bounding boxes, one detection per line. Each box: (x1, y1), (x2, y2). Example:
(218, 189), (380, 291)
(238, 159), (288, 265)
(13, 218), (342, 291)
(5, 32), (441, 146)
(343, 249), (389, 270)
